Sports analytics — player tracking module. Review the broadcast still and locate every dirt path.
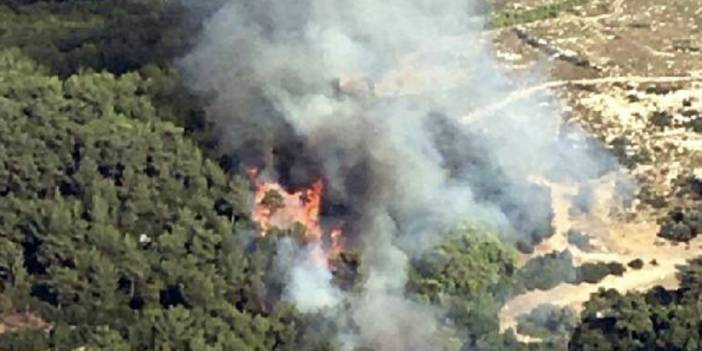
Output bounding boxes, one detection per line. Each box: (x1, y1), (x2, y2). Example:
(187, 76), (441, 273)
(498, 175), (702, 335)
(500, 258), (683, 332)
(464, 75), (702, 122)
(366, 12), (702, 340)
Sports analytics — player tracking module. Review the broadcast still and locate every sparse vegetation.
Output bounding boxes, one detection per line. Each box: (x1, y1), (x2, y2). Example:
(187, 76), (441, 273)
(490, 0), (592, 28)
(686, 116), (702, 133)
(658, 205), (702, 242)
(515, 250), (627, 293)
(609, 136), (653, 169)
(649, 111), (674, 129)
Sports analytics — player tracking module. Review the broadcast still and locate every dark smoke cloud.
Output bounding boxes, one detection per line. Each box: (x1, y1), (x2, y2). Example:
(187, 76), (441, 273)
(178, 0), (616, 349)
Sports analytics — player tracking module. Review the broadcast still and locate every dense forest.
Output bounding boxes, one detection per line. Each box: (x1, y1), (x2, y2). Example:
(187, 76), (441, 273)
(0, 1), (701, 350)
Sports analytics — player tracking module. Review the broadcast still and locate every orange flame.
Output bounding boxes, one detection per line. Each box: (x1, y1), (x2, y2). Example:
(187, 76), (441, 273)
(247, 167), (343, 259)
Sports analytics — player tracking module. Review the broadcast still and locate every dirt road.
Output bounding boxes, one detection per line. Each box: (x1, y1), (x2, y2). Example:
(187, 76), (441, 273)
(464, 74), (702, 122)
(498, 175), (702, 334)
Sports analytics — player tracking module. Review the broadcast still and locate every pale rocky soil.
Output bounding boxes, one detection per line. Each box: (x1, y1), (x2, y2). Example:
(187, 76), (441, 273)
(489, 0), (702, 341)
(500, 175), (702, 334)
(570, 81), (702, 212)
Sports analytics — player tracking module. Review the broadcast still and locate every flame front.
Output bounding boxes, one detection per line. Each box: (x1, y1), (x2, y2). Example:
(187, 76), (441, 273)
(247, 167), (342, 260)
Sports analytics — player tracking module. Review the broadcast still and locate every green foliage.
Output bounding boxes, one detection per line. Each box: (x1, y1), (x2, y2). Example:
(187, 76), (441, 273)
(514, 250), (625, 292)
(0, 49), (333, 351)
(0, 1), (196, 77)
(0, 329), (50, 351)
(609, 136), (653, 169)
(687, 116), (702, 133)
(0, 1), (650, 350)
(516, 250), (576, 292)
(490, 0), (591, 28)
(571, 257), (702, 351)
(659, 205), (702, 242)
(407, 225), (523, 349)
(649, 111), (673, 129)
(576, 262), (626, 284)
(409, 226), (518, 302)
(677, 257), (702, 299)
(0, 1), (211, 139)
(628, 258), (645, 270)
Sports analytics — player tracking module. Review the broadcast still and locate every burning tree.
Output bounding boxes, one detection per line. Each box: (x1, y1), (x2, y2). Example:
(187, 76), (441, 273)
(0, 0), (622, 350)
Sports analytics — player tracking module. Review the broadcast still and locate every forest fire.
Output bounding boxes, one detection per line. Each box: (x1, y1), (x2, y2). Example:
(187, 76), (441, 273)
(246, 167), (343, 261)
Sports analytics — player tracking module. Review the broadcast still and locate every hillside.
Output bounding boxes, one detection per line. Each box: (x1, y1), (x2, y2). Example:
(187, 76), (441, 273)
(1, 1), (702, 350)
(488, 0), (702, 345)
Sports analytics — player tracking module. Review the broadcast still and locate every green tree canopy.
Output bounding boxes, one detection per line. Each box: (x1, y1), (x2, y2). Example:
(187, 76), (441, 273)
(0, 49), (334, 351)
(570, 257), (702, 351)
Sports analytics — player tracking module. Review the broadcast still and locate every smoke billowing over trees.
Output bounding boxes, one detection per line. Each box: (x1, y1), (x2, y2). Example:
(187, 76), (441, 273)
(0, 1), (701, 351)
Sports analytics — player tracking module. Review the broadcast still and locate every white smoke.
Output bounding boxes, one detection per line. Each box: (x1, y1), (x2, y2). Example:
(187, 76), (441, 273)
(276, 240), (341, 313)
(179, 0), (616, 349)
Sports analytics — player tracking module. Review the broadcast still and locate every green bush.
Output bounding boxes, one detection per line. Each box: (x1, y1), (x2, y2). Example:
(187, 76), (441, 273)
(649, 111), (674, 129)
(570, 258), (702, 350)
(658, 205), (702, 242)
(627, 259), (644, 270)
(407, 226), (524, 349)
(490, 0), (592, 28)
(576, 262), (626, 284)
(516, 251), (576, 292)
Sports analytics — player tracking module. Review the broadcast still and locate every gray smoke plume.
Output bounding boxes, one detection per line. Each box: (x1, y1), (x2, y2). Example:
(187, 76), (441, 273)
(179, 0), (616, 349)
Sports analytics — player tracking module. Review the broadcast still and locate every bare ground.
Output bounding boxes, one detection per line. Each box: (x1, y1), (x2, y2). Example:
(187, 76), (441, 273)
(499, 175), (702, 334)
(490, 0), (702, 340)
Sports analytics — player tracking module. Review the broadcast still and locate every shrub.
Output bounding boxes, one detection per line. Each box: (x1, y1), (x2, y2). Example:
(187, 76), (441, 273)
(576, 262), (626, 284)
(650, 111), (674, 128)
(628, 259), (644, 270)
(658, 206), (702, 242)
(516, 251), (576, 291)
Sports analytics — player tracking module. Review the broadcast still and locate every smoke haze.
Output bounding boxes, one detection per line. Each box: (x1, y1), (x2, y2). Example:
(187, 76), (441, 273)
(276, 239), (341, 313)
(179, 0), (616, 349)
